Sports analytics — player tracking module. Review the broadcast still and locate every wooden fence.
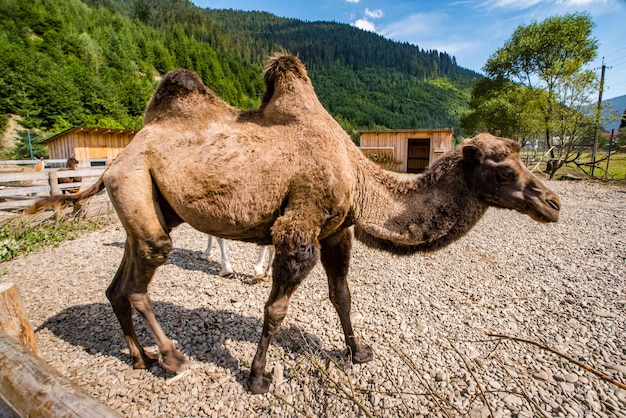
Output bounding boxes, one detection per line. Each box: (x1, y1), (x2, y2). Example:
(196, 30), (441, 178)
(0, 159), (108, 215)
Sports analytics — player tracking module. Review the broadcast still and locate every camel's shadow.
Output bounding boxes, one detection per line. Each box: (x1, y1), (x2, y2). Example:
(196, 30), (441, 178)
(37, 302), (344, 386)
(103, 242), (254, 279)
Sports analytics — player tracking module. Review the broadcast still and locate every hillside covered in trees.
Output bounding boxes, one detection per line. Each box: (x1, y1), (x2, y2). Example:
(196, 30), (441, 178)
(1, 0), (480, 158)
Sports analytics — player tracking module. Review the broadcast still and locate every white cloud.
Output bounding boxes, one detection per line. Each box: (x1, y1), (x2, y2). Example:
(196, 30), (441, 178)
(354, 18), (376, 31)
(380, 12), (445, 40)
(345, 0), (360, 3)
(477, 0), (610, 10)
(365, 8), (384, 19)
(477, 0), (543, 9)
(557, 0), (609, 5)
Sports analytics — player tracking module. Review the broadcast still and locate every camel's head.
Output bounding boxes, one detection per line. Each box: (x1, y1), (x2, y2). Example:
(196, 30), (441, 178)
(461, 133), (560, 223)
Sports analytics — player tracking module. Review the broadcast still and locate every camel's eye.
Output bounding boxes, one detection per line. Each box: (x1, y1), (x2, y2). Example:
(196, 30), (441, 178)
(496, 167), (516, 183)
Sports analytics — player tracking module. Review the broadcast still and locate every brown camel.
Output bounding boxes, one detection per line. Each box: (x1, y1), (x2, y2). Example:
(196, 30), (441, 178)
(57, 156), (82, 193)
(25, 54), (560, 394)
(1, 159), (45, 185)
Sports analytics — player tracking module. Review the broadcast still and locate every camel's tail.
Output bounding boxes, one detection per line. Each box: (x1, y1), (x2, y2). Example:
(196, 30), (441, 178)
(22, 175), (106, 215)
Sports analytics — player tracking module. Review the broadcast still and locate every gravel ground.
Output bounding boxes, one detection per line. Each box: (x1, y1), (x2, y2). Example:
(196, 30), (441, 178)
(1, 180), (625, 417)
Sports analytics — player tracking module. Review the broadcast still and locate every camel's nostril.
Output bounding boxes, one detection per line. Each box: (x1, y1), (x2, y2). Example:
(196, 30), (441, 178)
(548, 199), (560, 211)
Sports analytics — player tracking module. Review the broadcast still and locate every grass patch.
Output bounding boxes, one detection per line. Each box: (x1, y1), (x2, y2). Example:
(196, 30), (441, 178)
(0, 216), (103, 262)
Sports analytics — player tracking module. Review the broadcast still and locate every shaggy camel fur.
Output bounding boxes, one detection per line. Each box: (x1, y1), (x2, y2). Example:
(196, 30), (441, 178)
(203, 235), (274, 279)
(25, 54), (560, 394)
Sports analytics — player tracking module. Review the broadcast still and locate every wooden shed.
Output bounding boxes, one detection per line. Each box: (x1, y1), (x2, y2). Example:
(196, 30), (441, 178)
(43, 126), (136, 167)
(359, 128), (454, 173)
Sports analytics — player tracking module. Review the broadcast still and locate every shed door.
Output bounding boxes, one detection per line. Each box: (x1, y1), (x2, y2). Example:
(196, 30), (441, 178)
(407, 138), (430, 173)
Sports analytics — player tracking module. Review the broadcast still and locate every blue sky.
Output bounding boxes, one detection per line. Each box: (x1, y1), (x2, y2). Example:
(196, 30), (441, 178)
(191, 0), (626, 99)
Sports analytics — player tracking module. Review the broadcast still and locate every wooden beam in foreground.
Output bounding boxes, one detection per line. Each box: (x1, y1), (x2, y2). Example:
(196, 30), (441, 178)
(0, 331), (120, 417)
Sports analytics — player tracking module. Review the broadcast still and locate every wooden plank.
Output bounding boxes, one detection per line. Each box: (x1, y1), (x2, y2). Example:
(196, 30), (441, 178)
(0, 186), (50, 198)
(0, 172), (48, 182)
(0, 200), (34, 210)
(0, 331), (120, 417)
(0, 283), (39, 355)
(54, 168), (105, 179)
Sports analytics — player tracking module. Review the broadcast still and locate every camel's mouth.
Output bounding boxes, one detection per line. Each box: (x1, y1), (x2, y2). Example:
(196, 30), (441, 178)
(525, 195), (560, 223)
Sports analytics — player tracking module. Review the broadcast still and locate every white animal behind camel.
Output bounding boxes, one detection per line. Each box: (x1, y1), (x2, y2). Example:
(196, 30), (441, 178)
(203, 235), (274, 279)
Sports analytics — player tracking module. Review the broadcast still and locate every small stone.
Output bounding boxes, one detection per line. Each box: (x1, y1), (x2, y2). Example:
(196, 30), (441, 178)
(559, 382), (575, 392)
(616, 388), (626, 403)
(416, 322), (428, 334)
(488, 379), (502, 390)
(533, 371), (550, 381)
(564, 372), (578, 383)
(593, 309), (617, 318)
(435, 371), (447, 382)
(503, 394), (523, 406)
(273, 364), (284, 387)
(607, 364), (626, 374)
(468, 407), (490, 418)
(553, 373), (565, 382)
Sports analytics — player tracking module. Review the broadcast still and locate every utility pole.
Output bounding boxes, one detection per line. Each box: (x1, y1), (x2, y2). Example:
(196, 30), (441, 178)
(591, 59), (607, 177)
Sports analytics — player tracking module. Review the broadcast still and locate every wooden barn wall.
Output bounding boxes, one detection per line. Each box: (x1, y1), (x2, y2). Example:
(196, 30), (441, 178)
(360, 130), (453, 173)
(360, 132), (409, 172)
(428, 131), (453, 164)
(47, 132), (134, 166)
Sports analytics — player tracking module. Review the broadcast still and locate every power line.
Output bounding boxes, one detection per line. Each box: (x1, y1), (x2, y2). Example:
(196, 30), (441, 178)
(604, 46), (626, 58)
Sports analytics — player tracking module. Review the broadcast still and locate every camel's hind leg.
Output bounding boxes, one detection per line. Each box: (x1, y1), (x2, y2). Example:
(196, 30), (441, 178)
(105, 171), (186, 373)
(203, 235), (234, 276)
(253, 245), (274, 281)
(320, 229), (373, 363)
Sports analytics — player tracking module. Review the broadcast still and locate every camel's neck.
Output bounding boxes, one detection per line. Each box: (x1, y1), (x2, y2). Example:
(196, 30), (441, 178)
(352, 151), (488, 255)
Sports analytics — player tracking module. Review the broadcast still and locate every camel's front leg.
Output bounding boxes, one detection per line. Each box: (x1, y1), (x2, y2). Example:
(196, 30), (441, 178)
(248, 225), (320, 393)
(321, 229), (373, 363)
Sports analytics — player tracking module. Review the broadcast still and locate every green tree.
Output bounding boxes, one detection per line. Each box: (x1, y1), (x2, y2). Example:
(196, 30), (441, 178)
(616, 108), (626, 150)
(483, 13), (598, 178)
(10, 130), (49, 160)
(460, 78), (543, 142)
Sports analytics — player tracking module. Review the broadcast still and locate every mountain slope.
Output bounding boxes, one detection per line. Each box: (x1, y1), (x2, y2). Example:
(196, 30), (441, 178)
(1, 0), (480, 154)
(603, 94), (626, 131)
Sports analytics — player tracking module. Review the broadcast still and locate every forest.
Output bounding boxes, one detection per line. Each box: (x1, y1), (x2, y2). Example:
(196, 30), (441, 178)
(0, 0), (480, 158)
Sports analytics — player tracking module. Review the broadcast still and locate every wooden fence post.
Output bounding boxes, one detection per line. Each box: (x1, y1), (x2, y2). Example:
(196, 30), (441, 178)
(0, 331), (120, 417)
(49, 170), (61, 195)
(0, 283), (39, 355)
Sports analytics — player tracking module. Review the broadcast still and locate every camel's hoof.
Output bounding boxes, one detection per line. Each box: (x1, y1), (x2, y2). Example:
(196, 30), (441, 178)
(160, 349), (187, 373)
(251, 273), (271, 283)
(247, 372), (272, 394)
(219, 269), (234, 277)
(133, 349), (159, 369)
(350, 345), (374, 364)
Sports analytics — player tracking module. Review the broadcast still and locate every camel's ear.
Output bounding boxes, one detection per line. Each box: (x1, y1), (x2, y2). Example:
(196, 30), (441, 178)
(462, 144), (484, 164)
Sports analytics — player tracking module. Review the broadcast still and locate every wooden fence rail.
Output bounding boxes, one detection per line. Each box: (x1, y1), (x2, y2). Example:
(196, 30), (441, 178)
(0, 160), (107, 214)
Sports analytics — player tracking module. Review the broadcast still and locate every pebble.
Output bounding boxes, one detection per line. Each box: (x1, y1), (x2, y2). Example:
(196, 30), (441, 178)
(593, 309), (617, 318)
(1, 181), (624, 417)
(607, 364), (626, 374)
(533, 371), (550, 381)
(563, 373), (578, 383)
(503, 394), (524, 406)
